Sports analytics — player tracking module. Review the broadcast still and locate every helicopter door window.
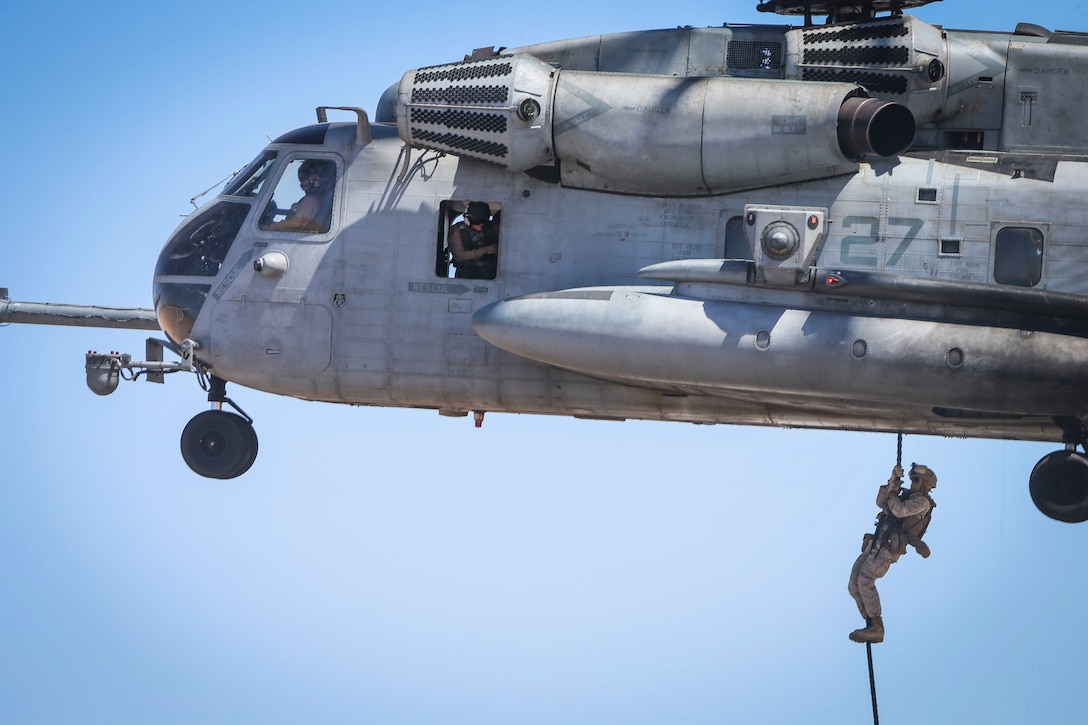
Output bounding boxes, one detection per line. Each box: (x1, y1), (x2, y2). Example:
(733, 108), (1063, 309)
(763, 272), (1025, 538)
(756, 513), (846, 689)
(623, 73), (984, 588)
(994, 226), (1044, 287)
(437, 200), (501, 280)
(258, 158), (337, 234)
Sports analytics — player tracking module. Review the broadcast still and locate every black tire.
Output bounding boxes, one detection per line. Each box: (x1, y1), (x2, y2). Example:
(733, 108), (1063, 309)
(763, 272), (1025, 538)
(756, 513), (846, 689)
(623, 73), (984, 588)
(180, 410), (258, 479)
(1029, 450), (1088, 523)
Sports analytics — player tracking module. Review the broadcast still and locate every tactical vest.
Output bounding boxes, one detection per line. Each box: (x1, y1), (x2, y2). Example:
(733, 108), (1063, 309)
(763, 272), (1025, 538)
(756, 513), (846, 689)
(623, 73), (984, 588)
(875, 490), (936, 557)
(455, 222), (497, 253)
(450, 222), (498, 278)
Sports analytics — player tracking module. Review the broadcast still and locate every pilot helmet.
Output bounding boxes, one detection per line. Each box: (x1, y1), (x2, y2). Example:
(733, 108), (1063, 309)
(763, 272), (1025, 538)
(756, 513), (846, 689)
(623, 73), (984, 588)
(298, 160), (329, 186)
(909, 463), (937, 490)
(465, 202), (491, 225)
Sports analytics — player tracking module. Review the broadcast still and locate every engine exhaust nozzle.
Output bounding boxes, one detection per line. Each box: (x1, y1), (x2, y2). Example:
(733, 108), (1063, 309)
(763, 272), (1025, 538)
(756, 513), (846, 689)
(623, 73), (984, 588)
(837, 96), (916, 160)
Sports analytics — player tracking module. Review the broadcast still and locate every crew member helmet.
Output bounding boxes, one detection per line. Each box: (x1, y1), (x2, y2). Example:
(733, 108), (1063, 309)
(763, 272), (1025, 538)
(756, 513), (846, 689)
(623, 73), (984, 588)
(465, 202), (490, 225)
(909, 463), (937, 489)
(298, 160), (330, 188)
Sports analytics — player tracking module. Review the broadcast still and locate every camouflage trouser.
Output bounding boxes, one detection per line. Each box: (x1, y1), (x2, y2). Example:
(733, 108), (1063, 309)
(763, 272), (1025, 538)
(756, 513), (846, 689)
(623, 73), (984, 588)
(848, 545), (902, 619)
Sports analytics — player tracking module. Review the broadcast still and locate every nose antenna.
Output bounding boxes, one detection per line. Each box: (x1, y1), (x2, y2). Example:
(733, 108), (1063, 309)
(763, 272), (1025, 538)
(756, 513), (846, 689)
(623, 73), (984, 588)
(316, 106), (372, 146)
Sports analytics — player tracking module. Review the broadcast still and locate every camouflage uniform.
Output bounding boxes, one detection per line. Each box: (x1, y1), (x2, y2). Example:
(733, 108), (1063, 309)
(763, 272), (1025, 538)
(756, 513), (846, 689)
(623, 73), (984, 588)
(847, 464), (936, 643)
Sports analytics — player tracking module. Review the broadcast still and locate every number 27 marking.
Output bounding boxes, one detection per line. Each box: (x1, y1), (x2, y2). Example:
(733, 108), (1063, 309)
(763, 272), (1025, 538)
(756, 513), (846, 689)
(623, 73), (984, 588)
(841, 216), (924, 266)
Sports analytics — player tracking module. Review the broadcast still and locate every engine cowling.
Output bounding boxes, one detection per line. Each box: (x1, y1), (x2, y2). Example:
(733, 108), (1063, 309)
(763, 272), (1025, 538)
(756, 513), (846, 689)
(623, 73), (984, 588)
(397, 53), (915, 196)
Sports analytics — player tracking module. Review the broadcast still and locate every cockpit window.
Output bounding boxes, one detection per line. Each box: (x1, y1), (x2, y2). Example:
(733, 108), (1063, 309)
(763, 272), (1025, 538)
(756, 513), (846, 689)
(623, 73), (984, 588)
(222, 151), (278, 198)
(157, 201), (250, 277)
(258, 158), (337, 234)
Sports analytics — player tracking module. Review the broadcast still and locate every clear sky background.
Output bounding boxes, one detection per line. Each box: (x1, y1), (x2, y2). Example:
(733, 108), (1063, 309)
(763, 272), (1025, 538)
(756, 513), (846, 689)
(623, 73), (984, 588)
(3, 1), (1087, 723)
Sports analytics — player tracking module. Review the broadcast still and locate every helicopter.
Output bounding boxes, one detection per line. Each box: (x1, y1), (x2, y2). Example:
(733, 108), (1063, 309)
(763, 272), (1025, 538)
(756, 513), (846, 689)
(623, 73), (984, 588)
(5, 0), (1088, 523)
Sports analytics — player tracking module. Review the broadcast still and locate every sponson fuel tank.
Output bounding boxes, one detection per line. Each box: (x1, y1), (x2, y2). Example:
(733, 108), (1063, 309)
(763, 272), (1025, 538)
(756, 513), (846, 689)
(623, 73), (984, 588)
(397, 53), (914, 195)
(471, 287), (1088, 417)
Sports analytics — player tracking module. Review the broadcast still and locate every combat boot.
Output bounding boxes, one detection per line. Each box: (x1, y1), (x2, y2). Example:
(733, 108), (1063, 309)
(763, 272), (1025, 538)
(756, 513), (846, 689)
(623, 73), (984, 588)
(849, 616), (885, 643)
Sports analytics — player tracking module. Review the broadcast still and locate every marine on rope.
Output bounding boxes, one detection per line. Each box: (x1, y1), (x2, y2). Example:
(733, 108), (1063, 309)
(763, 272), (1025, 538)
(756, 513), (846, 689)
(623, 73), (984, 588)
(847, 454), (937, 644)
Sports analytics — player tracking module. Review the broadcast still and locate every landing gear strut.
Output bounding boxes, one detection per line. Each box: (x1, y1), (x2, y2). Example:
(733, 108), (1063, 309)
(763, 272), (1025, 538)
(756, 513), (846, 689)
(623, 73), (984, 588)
(180, 376), (258, 479)
(1029, 420), (1088, 523)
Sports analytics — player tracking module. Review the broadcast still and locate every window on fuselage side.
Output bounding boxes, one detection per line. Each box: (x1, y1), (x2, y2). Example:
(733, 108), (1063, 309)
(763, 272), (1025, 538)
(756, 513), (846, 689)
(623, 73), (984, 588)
(258, 158), (337, 235)
(994, 226), (1044, 287)
(724, 215), (752, 260)
(436, 200), (501, 280)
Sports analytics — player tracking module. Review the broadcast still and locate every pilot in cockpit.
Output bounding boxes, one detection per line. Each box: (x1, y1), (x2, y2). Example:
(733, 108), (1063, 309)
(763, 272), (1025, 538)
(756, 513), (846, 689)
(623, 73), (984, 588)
(261, 159), (335, 233)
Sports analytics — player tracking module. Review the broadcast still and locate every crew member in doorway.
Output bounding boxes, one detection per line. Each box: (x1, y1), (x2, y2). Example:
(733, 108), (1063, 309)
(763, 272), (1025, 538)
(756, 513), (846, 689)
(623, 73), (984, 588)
(847, 463), (937, 643)
(448, 202), (498, 279)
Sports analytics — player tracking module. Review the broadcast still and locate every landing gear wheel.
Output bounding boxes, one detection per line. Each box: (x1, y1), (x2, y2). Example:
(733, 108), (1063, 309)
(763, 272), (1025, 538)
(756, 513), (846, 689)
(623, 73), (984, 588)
(180, 410), (259, 479)
(1029, 450), (1088, 523)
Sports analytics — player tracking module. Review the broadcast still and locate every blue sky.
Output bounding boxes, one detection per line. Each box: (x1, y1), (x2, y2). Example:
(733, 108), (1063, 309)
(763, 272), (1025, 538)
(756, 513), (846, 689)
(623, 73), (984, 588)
(3, 1), (1088, 723)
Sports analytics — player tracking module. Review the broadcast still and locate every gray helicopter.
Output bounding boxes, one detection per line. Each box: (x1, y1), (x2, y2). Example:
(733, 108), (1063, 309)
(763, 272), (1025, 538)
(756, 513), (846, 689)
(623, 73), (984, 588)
(5, 0), (1088, 523)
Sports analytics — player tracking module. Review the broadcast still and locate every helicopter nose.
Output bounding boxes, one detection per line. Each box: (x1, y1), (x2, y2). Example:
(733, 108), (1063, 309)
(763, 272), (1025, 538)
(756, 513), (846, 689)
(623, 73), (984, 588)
(153, 201), (249, 346)
(156, 301), (198, 346)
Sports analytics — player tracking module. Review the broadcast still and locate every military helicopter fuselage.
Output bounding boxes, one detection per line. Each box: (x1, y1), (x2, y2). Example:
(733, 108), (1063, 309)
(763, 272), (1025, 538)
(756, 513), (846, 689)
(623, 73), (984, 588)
(7, 1), (1088, 521)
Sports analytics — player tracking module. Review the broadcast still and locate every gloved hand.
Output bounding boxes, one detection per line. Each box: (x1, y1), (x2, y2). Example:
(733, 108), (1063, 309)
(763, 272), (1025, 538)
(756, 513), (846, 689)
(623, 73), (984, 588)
(891, 464), (904, 479)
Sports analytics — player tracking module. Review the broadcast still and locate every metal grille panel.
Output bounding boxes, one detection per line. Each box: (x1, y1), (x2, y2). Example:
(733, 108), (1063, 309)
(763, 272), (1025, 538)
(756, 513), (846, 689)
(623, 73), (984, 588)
(801, 68), (908, 94)
(398, 53), (555, 169)
(727, 41), (784, 70)
(410, 108), (508, 133)
(803, 46), (909, 65)
(411, 129), (509, 159)
(803, 21), (908, 44)
(414, 59), (514, 84)
(410, 85), (510, 105)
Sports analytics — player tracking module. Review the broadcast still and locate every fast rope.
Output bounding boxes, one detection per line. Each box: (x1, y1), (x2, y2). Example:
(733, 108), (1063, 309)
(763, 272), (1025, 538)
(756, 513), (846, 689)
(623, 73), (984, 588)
(867, 642), (879, 725)
(864, 431), (903, 725)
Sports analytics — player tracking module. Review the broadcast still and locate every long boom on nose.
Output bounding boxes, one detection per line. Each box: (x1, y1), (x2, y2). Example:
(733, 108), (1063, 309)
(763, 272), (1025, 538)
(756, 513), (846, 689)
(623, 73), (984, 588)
(0, 288), (160, 330)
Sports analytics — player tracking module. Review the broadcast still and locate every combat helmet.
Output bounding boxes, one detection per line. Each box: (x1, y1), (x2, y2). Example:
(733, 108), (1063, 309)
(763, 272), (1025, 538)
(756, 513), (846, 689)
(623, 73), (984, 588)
(909, 463), (937, 490)
(465, 202), (491, 225)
